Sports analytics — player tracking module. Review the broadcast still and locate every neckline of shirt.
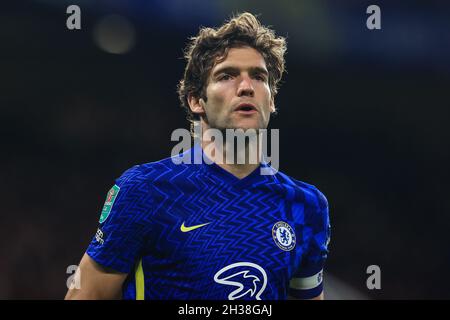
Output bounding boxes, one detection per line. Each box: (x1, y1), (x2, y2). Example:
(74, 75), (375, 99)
(190, 143), (276, 188)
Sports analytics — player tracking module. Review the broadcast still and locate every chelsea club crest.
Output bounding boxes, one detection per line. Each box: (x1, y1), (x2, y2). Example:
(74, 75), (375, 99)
(272, 221), (296, 251)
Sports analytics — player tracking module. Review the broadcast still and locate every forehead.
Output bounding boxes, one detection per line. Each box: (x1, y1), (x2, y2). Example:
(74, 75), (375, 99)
(211, 46), (267, 73)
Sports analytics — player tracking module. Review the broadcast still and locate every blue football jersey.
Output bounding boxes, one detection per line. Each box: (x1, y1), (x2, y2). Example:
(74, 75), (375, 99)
(86, 144), (331, 300)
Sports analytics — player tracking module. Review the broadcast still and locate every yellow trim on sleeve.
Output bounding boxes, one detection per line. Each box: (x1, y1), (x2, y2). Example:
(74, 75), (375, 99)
(135, 259), (145, 300)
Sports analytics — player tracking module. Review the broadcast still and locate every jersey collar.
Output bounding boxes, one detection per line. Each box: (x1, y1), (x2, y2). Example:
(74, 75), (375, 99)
(190, 143), (276, 188)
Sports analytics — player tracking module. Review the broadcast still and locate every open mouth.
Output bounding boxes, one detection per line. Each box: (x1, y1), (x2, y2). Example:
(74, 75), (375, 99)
(235, 103), (257, 112)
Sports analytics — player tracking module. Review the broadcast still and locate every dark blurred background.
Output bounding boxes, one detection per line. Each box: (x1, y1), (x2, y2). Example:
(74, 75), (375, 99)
(1, 0), (449, 299)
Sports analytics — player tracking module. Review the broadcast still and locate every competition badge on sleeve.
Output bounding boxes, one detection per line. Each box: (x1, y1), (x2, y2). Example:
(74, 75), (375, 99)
(99, 185), (120, 223)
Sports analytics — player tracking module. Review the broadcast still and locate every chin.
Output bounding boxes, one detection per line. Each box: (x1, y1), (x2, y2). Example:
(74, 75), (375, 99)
(230, 119), (264, 131)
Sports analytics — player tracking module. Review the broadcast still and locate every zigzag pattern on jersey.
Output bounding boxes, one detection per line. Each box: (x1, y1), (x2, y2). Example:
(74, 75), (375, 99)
(88, 165), (155, 273)
(136, 157), (298, 299)
(87, 147), (328, 299)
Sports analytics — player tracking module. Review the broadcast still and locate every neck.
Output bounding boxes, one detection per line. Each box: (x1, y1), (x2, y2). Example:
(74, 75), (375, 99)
(199, 122), (262, 180)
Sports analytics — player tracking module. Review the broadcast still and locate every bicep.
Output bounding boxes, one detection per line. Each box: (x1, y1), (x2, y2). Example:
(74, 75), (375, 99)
(65, 253), (128, 300)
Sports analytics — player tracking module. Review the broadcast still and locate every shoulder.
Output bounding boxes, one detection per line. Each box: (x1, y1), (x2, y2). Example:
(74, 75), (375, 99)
(116, 153), (197, 187)
(274, 170), (328, 212)
(274, 171), (330, 242)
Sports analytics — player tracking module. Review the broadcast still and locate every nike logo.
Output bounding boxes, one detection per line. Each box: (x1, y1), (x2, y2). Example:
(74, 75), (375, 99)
(180, 222), (211, 232)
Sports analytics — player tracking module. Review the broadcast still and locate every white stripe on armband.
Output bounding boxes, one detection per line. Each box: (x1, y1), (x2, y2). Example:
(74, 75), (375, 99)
(290, 270), (323, 290)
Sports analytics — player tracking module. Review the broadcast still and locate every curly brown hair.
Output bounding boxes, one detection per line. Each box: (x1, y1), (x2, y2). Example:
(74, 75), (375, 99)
(177, 12), (287, 124)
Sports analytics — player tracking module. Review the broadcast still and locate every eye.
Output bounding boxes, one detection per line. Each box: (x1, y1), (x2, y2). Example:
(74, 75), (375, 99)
(218, 74), (233, 81)
(254, 74), (267, 82)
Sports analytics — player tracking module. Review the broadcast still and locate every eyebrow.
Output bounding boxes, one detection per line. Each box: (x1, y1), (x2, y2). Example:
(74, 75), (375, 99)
(212, 66), (269, 78)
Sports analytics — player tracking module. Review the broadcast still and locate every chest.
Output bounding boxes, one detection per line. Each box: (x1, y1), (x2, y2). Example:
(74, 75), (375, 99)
(149, 182), (308, 279)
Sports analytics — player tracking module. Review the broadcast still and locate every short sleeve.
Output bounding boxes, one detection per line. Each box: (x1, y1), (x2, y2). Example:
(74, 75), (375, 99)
(86, 165), (153, 273)
(289, 190), (331, 299)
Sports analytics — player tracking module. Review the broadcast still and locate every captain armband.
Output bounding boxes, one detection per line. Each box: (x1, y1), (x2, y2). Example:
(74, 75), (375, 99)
(289, 269), (324, 299)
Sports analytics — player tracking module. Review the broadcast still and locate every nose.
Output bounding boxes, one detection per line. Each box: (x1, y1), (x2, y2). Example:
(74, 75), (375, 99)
(237, 75), (254, 97)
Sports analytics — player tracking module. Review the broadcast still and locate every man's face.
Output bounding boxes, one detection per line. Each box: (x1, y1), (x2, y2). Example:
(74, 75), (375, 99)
(190, 46), (275, 131)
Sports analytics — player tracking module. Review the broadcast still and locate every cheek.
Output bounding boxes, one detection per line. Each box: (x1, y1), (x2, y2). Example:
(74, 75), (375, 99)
(206, 84), (233, 112)
(258, 85), (273, 111)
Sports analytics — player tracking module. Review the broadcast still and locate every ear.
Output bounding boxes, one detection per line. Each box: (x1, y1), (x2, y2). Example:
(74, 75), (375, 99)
(188, 93), (206, 116)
